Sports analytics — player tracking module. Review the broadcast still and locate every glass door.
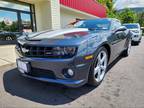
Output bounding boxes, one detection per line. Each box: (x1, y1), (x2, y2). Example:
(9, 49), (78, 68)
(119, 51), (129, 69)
(20, 13), (32, 33)
(0, 1), (36, 41)
(0, 10), (18, 40)
(0, 10), (19, 32)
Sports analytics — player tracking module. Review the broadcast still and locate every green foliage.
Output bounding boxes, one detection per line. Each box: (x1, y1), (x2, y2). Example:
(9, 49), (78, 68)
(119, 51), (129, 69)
(97, 0), (113, 11)
(96, 0), (114, 17)
(0, 21), (18, 32)
(96, 0), (106, 5)
(117, 9), (137, 23)
(136, 12), (144, 27)
(97, 0), (140, 25)
(106, 0), (113, 11)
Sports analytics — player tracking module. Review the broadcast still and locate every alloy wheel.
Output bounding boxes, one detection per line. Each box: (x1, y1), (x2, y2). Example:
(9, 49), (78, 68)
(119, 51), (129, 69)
(6, 36), (13, 41)
(94, 51), (108, 82)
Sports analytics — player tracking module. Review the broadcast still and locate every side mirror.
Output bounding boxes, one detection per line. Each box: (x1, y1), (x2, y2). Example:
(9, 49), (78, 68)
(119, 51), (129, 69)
(116, 26), (127, 32)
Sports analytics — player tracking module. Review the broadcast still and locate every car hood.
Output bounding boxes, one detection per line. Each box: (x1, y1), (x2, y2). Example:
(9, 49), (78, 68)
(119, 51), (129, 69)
(128, 29), (140, 34)
(129, 28), (138, 30)
(18, 28), (108, 46)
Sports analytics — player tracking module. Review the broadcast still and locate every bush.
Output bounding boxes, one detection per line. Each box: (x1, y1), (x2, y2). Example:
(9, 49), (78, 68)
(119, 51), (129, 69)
(136, 12), (144, 27)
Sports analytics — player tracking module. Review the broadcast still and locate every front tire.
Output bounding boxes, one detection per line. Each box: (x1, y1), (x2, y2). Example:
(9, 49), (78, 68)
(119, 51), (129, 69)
(133, 41), (140, 45)
(88, 47), (108, 87)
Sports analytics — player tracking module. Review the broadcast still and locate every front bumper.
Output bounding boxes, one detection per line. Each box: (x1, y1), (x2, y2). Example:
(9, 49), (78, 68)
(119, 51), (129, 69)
(131, 33), (141, 42)
(22, 73), (84, 87)
(16, 56), (92, 88)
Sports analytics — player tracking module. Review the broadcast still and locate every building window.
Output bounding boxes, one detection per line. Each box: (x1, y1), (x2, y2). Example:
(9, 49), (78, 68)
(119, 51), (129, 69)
(0, 0), (30, 12)
(0, 10), (19, 32)
(0, 0), (36, 41)
(21, 13), (32, 33)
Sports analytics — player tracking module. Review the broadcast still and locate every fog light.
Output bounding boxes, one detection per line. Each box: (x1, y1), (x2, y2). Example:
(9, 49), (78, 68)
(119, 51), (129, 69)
(67, 69), (74, 76)
(63, 69), (74, 78)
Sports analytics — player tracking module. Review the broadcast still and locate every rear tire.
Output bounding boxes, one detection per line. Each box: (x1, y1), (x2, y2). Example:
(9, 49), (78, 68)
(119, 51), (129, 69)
(123, 39), (131, 57)
(88, 47), (108, 87)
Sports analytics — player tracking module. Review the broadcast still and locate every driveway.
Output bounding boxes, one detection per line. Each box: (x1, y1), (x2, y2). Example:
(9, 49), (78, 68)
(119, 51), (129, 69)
(0, 38), (144, 108)
(0, 45), (16, 67)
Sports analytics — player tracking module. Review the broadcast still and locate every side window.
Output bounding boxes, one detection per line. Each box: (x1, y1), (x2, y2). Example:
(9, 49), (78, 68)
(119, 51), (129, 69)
(111, 21), (121, 31)
(116, 21), (121, 28)
(111, 22), (116, 31)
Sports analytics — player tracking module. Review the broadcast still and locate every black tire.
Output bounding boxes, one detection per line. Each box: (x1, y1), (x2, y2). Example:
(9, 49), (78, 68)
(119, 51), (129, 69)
(123, 39), (131, 57)
(88, 47), (108, 87)
(134, 41), (140, 45)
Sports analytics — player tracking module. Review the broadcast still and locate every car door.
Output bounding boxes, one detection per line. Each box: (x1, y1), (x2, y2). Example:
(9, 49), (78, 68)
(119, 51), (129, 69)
(115, 27), (128, 52)
(109, 20), (125, 59)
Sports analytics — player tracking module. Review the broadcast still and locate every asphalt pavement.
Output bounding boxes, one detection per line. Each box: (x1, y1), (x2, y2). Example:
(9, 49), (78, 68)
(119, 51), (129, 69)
(0, 39), (144, 108)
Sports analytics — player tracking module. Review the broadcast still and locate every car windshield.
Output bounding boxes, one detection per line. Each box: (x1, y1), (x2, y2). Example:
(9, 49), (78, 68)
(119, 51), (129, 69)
(74, 19), (111, 30)
(123, 24), (138, 29)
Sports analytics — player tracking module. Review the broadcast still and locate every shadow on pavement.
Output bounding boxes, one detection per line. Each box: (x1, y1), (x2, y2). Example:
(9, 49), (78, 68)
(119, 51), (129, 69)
(0, 40), (16, 45)
(3, 68), (95, 105)
(3, 56), (122, 105)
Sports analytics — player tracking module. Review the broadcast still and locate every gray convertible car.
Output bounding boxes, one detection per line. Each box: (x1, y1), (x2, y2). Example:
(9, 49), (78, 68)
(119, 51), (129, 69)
(15, 18), (132, 87)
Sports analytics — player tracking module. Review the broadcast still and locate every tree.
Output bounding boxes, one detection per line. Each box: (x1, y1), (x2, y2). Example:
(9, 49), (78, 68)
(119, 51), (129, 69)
(0, 21), (6, 30)
(137, 12), (144, 27)
(97, 1), (137, 22)
(117, 9), (137, 23)
(96, 0), (113, 11)
(96, 0), (106, 5)
(96, 0), (115, 17)
(97, 0), (140, 25)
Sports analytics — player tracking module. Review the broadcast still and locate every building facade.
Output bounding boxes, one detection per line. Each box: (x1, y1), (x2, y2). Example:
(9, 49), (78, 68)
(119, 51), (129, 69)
(0, 0), (106, 39)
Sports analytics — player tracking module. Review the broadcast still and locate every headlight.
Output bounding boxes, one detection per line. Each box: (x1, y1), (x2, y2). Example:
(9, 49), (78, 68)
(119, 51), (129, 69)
(15, 43), (23, 56)
(21, 47), (30, 53)
(132, 30), (139, 33)
(15, 43), (21, 52)
(53, 46), (77, 57)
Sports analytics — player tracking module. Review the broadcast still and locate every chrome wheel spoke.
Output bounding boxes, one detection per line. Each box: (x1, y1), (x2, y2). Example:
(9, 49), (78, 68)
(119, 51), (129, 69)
(97, 69), (101, 82)
(100, 54), (106, 64)
(100, 65), (106, 71)
(94, 66), (100, 75)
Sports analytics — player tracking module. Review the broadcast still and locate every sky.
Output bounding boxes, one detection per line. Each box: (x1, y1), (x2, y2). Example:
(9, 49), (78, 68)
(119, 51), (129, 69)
(113, 0), (144, 10)
(0, 10), (17, 22)
(0, 10), (31, 22)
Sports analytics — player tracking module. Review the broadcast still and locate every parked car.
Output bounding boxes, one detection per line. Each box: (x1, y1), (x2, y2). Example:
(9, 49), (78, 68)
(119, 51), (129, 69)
(0, 31), (17, 41)
(15, 18), (132, 88)
(141, 27), (144, 36)
(123, 23), (142, 45)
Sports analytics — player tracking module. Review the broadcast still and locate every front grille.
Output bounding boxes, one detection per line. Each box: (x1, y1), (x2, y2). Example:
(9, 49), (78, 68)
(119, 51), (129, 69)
(19, 44), (76, 58)
(21, 45), (56, 58)
(27, 68), (56, 79)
